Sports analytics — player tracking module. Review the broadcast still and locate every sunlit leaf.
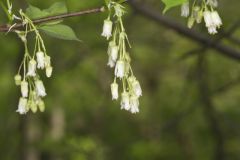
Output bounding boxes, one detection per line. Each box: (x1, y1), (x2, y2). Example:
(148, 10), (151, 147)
(162, 0), (187, 13)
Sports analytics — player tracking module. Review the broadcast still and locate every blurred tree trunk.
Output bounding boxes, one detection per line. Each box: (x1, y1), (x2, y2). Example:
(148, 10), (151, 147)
(197, 53), (225, 160)
(25, 116), (41, 160)
(50, 106), (65, 160)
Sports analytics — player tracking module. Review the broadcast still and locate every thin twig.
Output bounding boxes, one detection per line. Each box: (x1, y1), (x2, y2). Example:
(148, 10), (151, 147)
(0, 7), (105, 32)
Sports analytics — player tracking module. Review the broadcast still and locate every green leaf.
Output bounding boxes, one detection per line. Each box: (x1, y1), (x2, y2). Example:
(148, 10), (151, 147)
(26, 2), (68, 19)
(40, 24), (80, 41)
(43, 2), (68, 16)
(162, 0), (187, 13)
(26, 5), (49, 19)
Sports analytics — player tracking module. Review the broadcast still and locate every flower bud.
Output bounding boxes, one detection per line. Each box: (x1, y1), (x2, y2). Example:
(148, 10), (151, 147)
(111, 82), (119, 100)
(16, 31), (26, 42)
(187, 17), (195, 28)
(46, 66), (53, 78)
(196, 11), (203, 23)
(114, 3), (125, 17)
(14, 74), (21, 86)
(192, 6), (202, 24)
(29, 100), (38, 113)
(38, 99), (45, 112)
(44, 55), (51, 67)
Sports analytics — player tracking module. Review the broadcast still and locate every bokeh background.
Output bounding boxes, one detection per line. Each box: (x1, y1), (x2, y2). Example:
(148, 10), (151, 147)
(0, 0), (240, 160)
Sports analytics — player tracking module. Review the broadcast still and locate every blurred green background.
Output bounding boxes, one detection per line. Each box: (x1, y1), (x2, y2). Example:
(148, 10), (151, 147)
(0, 0), (240, 160)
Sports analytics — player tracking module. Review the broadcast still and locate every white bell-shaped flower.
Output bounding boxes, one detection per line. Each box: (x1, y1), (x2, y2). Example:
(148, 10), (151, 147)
(21, 81), (28, 98)
(27, 59), (37, 77)
(111, 82), (119, 100)
(203, 11), (213, 28)
(101, 19), (113, 40)
(107, 57), (115, 68)
(132, 80), (142, 97)
(114, 60), (125, 78)
(129, 95), (139, 114)
(108, 41), (119, 62)
(181, 2), (189, 17)
(110, 46), (118, 62)
(16, 97), (28, 114)
(121, 92), (130, 111)
(211, 11), (222, 28)
(207, 26), (217, 34)
(36, 51), (45, 69)
(204, 10), (222, 34)
(35, 80), (46, 97)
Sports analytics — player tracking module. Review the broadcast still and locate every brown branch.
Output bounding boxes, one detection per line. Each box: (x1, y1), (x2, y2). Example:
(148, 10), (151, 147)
(179, 20), (240, 60)
(212, 76), (240, 96)
(228, 36), (240, 45)
(128, 0), (240, 61)
(0, 7), (105, 32)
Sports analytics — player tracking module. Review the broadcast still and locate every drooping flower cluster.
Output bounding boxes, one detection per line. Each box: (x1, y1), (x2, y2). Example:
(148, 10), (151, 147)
(203, 10), (222, 34)
(102, 1), (142, 114)
(14, 10), (53, 115)
(180, 0), (222, 34)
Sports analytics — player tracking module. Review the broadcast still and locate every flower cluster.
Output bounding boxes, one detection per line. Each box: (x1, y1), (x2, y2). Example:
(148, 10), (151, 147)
(102, 1), (142, 114)
(180, 0), (222, 34)
(14, 10), (53, 114)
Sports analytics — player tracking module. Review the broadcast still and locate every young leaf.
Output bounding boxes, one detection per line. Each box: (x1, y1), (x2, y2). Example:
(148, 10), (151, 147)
(40, 24), (80, 41)
(43, 2), (68, 16)
(162, 0), (187, 13)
